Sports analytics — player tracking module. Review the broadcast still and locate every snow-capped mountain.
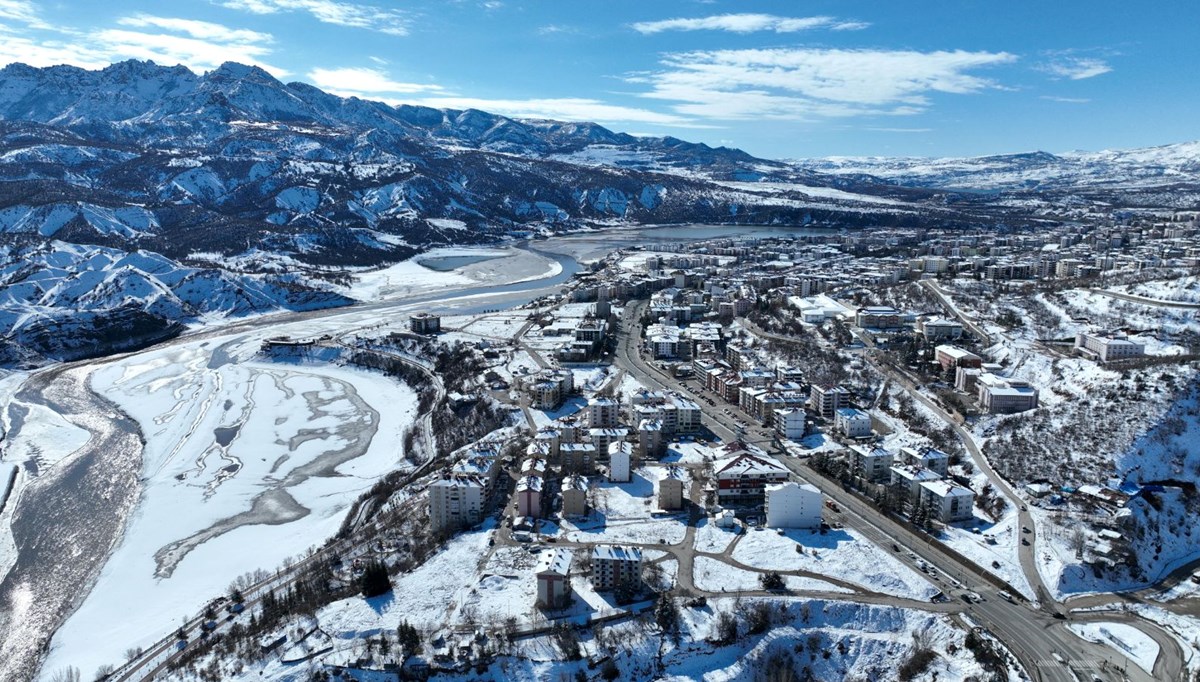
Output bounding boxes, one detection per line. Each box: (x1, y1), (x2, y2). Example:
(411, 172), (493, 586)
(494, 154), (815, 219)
(795, 141), (1200, 198)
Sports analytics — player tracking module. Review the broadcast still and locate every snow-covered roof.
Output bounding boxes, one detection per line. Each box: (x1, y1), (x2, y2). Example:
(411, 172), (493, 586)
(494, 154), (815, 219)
(714, 452), (788, 478)
(591, 545), (642, 562)
(536, 548), (572, 576)
(517, 475), (544, 492)
(919, 480), (973, 498)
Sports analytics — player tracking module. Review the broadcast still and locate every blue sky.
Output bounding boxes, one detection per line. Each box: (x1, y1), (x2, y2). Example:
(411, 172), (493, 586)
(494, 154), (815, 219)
(0, 0), (1195, 159)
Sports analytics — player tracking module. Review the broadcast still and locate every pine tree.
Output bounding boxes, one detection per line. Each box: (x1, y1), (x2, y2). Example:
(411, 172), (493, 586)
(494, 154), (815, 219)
(359, 559), (392, 598)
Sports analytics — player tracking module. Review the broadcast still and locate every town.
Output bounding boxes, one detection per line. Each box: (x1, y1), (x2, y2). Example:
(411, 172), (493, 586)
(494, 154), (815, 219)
(146, 213), (1200, 682)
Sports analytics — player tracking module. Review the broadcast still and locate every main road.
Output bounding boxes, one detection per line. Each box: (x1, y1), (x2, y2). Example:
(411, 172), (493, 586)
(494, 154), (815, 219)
(615, 301), (1176, 682)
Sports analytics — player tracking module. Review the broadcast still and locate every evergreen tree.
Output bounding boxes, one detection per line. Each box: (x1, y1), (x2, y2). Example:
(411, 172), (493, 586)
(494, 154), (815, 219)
(359, 559), (392, 598)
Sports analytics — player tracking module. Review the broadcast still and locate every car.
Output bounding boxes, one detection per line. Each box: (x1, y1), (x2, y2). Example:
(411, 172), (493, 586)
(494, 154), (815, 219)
(992, 560), (1001, 569)
(1022, 526), (1031, 534)
(1021, 537), (1030, 546)
(892, 543), (901, 552)
(999, 591), (1014, 602)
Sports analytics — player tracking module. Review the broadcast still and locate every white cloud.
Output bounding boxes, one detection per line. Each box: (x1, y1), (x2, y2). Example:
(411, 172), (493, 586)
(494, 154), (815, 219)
(631, 13), (868, 35)
(866, 127), (933, 133)
(1039, 56), (1110, 80)
(629, 47), (1016, 120)
(1040, 95), (1091, 103)
(0, 11), (284, 76)
(0, 0), (50, 30)
(117, 14), (272, 45)
(219, 0), (409, 36)
(307, 66), (443, 96)
(401, 95), (707, 127)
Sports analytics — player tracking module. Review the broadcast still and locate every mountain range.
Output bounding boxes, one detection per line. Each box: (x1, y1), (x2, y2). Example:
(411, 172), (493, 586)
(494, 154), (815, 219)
(0, 59), (1196, 365)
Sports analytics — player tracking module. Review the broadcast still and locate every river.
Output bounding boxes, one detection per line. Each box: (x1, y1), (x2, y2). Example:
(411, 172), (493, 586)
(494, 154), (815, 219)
(0, 222), (823, 680)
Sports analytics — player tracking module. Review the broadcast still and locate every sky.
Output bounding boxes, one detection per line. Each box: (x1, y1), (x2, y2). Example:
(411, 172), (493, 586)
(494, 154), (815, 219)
(0, 0), (1196, 159)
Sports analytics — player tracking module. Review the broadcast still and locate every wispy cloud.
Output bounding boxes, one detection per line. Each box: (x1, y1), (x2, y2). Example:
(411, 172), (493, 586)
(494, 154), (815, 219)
(628, 48), (1016, 121)
(0, 7), (284, 75)
(1040, 95), (1090, 103)
(632, 13), (868, 35)
(404, 95), (706, 127)
(866, 127), (933, 133)
(218, 0), (409, 36)
(307, 66), (443, 97)
(537, 24), (578, 36)
(1038, 55), (1111, 80)
(0, 0), (50, 29)
(118, 14), (272, 45)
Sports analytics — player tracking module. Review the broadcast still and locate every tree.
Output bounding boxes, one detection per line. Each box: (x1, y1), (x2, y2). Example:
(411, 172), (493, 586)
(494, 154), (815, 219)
(759, 572), (785, 591)
(654, 593), (681, 640)
(397, 620), (422, 654)
(359, 559), (392, 598)
(49, 668), (80, 682)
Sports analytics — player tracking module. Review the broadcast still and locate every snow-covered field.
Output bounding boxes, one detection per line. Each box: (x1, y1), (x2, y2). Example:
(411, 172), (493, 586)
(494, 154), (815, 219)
(1068, 622), (1160, 673)
(938, 512), (1035, 601)
(40, 339), (418, 677)
(730, 528), (938, 600)
(559, 468), (689, 545)
(692, 556), (851, 594)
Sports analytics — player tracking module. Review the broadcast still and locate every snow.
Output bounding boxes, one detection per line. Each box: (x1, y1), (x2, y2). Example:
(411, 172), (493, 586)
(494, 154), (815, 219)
(1068, 622), (1160, 673)
(694, 518), (739, 553)
(937, 512), (1036, 601)
(693, 556), (850, 593)
(559, 469), (688, 545)
(40, 340), (420, 677)
(730, 527), (938, 600)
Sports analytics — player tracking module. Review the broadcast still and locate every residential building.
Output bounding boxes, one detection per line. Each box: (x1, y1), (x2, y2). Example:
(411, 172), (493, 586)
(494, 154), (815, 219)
(935, 345), (983, 372)
(524, 369), (574, 410)
(609, 442), (632, 483)
(409, 313), (441, 334)
(535, 548), (572, 609)
(764, 482), (823, 529)
(890, 465), (943, 503)
(774, 408), (806, 441)
(919, 317), (964, 343)
(429, 475), (484, 534)
(589, 427), (628, 455)
(899, 447), (950, 476)
(560, 443), (598, 475)
(591, 545), (643, 592)
(516, 475), (544, 517)
(657, 466), (687, 510)
(636, 419), (665, 460)
(809, 384), (851, 419)
(713, 446), (790, 505)
(586, 397), (620, 428)
(560, 475), (588, 517)
(834, 407), (872, 439)
(848, 444), (893, 483)
(918, 481), (975, 523)
(1074, 332), (1145, 363)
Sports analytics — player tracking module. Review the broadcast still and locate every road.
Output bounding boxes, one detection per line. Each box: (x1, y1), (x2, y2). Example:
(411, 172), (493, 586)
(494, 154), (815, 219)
(1086, 288), (1200, 309)
(614, 302), (1170, 682)
(919, 279), (994, 343)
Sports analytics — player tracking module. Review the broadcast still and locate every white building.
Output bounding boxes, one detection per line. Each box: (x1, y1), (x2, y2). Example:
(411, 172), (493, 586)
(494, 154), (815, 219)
(890, 464), (943, 503)
(535, 548), (572, 609)
(848, 444), (893, 483)
(608, 441), (632, 483)
(429, 475), (485, 534)
(809, 384), (851, 419)
(920, 317), (964, 343)
(834, 407), (872, 439)
(764, 482), (822, 529)
(918, 481), (975, 523)
(1074, 332), (1145, 363)
(899, 447), (950, 476)
(591, 545), (643, 592)
(774, 408), (806, 441)
(586, 397), (620, 428)
(976, 374), (1039, 414)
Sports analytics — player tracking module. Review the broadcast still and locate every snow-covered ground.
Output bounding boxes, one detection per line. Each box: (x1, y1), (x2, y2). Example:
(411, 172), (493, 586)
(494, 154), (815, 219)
(692, 556), (851, 594)
(338, 245), (560, 303)
(40, 339), (419, 677)
(1068, 622), (1160, 673)
(938, 511), (1035, 601)
(730, 527), (938, 600)
(558, 468), (689, 545)
(694, 518), (739, 554)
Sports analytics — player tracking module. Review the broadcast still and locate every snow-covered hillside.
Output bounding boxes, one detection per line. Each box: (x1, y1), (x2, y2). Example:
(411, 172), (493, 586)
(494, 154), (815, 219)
(0, 241), (350, 365)
(795, 141), (1200, 193)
